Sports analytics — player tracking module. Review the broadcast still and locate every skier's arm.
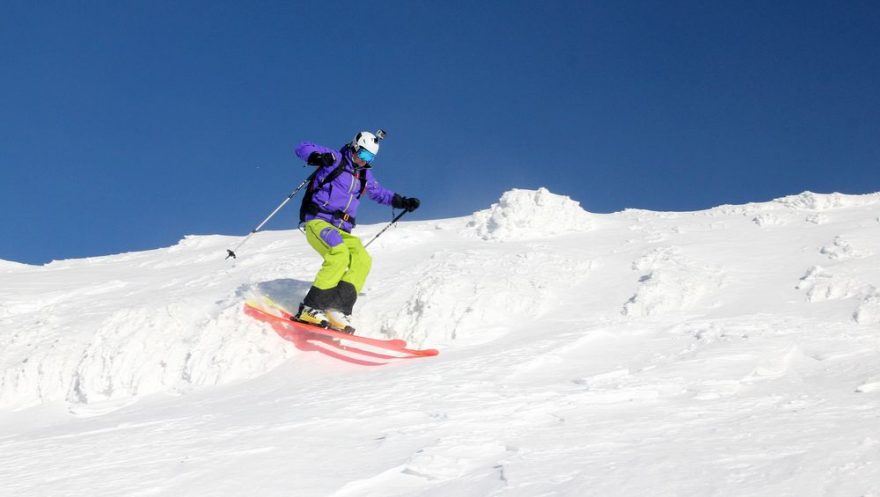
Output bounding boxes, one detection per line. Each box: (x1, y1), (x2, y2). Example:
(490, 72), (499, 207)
(364, 170), (421, 211)
(294, 142), (337, 165)
(363, 169), (395, 205)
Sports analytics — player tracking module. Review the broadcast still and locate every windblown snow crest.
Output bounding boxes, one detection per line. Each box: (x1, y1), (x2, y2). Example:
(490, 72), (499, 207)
(462, 188), (592, 240)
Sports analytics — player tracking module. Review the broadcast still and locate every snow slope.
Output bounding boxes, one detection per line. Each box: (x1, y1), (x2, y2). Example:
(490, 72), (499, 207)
(1, 188), (879, 496)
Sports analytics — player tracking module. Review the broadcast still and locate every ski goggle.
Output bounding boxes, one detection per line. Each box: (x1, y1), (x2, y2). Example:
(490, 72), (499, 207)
(356, 148), (376, 163)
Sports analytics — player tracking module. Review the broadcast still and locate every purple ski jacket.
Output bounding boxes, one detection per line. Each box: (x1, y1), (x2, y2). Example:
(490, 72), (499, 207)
(295, 142), (396, 233)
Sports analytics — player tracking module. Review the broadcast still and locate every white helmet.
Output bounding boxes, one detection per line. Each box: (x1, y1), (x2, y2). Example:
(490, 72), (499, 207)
(351, 130), (381, 155)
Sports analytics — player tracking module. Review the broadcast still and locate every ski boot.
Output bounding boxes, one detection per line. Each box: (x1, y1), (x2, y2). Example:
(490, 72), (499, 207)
(295, 304), (330, 328)
(326, 309), (356, 335)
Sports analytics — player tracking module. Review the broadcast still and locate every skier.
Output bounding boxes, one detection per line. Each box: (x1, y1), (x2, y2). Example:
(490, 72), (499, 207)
(294, 131), (420, 334)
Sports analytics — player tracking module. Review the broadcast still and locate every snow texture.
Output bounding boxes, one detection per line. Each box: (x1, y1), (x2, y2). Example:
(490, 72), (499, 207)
(2, 188), (880, 497)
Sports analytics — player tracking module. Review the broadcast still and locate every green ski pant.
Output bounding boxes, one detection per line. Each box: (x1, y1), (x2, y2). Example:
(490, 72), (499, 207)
(303, 219), (372, 292)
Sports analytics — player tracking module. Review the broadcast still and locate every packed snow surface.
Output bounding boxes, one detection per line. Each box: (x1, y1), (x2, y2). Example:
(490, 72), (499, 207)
(1, 188), (879, 496)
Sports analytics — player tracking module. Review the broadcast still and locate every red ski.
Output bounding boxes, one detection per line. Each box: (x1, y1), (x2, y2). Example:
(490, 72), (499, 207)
(244, 301), (439, 359)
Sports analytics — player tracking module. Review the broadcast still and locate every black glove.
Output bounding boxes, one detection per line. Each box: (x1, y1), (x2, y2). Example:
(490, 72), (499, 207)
(307, 152), (336, 167)
(392, 194), (420, 212)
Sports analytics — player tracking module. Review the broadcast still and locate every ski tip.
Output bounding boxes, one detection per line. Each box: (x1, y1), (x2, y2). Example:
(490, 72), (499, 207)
(411, 348), (440, 357)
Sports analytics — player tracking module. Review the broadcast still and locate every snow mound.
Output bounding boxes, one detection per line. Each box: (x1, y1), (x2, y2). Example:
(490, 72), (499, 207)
(462, 188), (592, 241)
(820, 235), (870, 261)
(622, 246), (724, 317)
(796, 266), (865, 302)
(854, 291), (880, 325)
(774, 191), (880, 211)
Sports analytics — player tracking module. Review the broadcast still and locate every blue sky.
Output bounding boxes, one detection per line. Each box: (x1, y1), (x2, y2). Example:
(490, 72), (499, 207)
(1, 0), (878, 264)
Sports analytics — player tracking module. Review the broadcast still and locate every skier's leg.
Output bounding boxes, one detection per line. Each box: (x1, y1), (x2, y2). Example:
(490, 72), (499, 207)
(340, 234), (372, 293)
(302, 220), (349, 312)
(320, 233), (369, 332)
(335, 234), (372, 315)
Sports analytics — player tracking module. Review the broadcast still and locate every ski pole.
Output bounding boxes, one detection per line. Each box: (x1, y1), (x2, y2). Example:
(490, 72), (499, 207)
(226, 176), (311, 259)
(364, 210), (408, 248)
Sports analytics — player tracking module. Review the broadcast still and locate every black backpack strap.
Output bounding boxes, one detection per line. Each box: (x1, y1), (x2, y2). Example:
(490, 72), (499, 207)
(298, 168), (320, 224)
(355, 169), (367, 199)
(318, 163), (347, 190)
(298, 162), (348, 224)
